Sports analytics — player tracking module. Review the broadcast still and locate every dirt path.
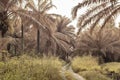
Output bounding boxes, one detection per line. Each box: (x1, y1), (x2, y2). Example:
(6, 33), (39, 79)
(60, 63), (85, 80)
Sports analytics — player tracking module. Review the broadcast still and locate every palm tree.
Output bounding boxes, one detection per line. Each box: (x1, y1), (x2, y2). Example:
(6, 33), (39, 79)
(75, 26), (120, 62)
(0, 0), (55, 37)
(14, 0), (57, 53)
(0, 0), (56, 54)
(6, 0), (75, 58)
(19, 15), (75, 58)
(0, 0), (75, 60)
(23, 0), (75, 57)
(0, 0), (27, 37)
(0, 0), (11, 37)
(49, 16), (75, 58)
(0, 0), (18, 54)
(72, 0), (120, 35)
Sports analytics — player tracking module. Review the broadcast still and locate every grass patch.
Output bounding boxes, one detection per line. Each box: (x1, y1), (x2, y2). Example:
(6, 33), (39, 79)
(0, 55), (64, 80)
(71, 56), (120, 80)
(71, 56), (100, 73)
(79, 71), (113, 80)
(101, 62), (120, 73)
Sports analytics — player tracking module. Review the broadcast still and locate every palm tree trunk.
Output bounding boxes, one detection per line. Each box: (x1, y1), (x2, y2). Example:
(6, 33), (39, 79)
(14, 45), (17, 56)
(37, 29), (40, 54)
(21, 24), (24, 53)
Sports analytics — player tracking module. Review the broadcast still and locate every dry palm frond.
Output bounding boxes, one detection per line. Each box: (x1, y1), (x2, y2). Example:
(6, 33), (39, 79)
(77, 2), (108, 26)
(25, 0), (55, 14)
(0, 0), (55, 37)
(72, 0), (120, 35)
(0, 0), (21, 37)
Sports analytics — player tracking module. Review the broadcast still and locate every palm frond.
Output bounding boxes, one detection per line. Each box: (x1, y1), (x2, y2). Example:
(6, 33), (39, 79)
(13, 10), (49, 31)
(77, 2), (108, 27)
(77, 4), (114, 34)
(100, 5), (120, 30)
(72, 0), (120, 35)
(25, 2), (37, 12)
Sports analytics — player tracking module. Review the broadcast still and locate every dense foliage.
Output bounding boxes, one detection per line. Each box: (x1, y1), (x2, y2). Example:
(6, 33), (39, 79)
(0, 0), (120, 80)
(0, 55), (64, 80)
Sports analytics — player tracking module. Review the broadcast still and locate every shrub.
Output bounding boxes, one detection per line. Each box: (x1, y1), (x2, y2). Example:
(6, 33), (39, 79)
(100, 62), (120, 80)
(101, 62), (120, 73)
(71, 56), (100, 73)
(79, 71), (113, 80)
(0, 55), (64, 80)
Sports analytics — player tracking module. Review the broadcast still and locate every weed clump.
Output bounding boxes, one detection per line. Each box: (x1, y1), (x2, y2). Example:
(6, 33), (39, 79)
(0, 55), (64, 80)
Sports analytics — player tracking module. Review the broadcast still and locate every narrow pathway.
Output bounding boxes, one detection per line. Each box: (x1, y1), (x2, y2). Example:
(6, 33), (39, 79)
(60, 63), (85, 80)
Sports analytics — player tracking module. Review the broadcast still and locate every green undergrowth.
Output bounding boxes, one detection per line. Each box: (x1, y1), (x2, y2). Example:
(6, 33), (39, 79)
(0, 55), (64, 80)
(71, 56), (100, 73)
(0, 54), (120, 80)
(100, 62), (120, 80)
(71, 55), (120, 80)
(101, 62), (120, 73)
(79, 71), (113, 80)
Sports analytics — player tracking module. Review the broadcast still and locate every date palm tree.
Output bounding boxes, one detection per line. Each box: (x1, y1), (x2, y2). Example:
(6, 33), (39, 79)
(0, 0), (56, 54)
(75, 26), (120, 62)
(0, 0), (14, 37)
(0, 0), (54, 37)
(20, 15), (75, 58)
(72, 0), (120, 35)
(49, 16), (75, 58)
(24, 0), (75, 57)
(3, 0), (75, 58)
